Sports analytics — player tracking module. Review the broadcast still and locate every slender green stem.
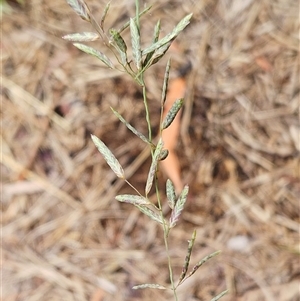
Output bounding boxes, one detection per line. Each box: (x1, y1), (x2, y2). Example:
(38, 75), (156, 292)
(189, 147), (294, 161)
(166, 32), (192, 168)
(140, 70), (177, 299)
(135, 0), (140, 30)
(133, 3), (176, 298)
(141, 80), (152, 142)
(125, 179), (142, 195)
(155, 178), (178, 300)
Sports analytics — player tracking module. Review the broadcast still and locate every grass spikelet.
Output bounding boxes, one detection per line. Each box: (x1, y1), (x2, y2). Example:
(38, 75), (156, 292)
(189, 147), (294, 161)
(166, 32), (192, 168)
(115, 194), (151, 205)
(162, 98), (183, 130)
(158, 149), (169, 161)
(73, 43), (114, 68)
(132, 283), (166, 290)
(210, 290), (229, 301)
(177, 229), (197, 286)
(135, 205), (164, 224)
(62, 32), (99, 42)
(143, 19), (161, 67)
(100, 2), (110, 30)
(66, 0), (91, 21)
(166, 179), (176, 209)
(130, 18), (142, 69)
(142, 13), (192, 56)
(109, 29), (127, 53)
(169, 185), (189, 228)
(161, 59), (171, 106)
(145, 138), (164, 195)
(91, 134), (125, 179)
(187, 251), (221, 279)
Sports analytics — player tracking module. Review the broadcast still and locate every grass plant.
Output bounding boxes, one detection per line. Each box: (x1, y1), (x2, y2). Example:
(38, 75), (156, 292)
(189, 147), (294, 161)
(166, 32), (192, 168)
(64, 1), (228, 300)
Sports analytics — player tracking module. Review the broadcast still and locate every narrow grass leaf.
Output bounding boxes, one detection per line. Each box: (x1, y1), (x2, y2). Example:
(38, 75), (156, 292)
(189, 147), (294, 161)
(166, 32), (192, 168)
(161, 59), (171, 106)
(142, 13), (192, 56)
(100, 2), (110, 30)
(116, 194), (150, 205)
(186, 250), (221, 279)
(66, 0), (90, 21)
(62, 32), (99, 42)
(162, 98), (183, 130)
(169, 185), (189, 228)
(210, 290), (229, 301)
(136, 205), (164, 224)
(110, 107), (152, 146)
(118, 5), (152, 33)
(91, 134), (125, 179)
(73, 43), (114, 68)
(143, 20), (161, 67)
(145, 138), (164, 195)
(130, 18), (142, 69)
(132, 283), (166, 290)
(177, 229), (197, 286)
(166, 179), (176, 209)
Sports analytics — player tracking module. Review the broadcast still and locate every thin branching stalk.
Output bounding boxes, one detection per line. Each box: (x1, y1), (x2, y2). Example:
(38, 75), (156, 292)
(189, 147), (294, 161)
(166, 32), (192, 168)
(64, 1), (227, 299)
(135, 0), (140, 31)
(155, 177), (178, 300)
(141, 80), (152, 143)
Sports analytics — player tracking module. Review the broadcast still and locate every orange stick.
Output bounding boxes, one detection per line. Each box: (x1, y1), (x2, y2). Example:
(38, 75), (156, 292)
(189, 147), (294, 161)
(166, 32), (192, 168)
(160, 77), (186, 193)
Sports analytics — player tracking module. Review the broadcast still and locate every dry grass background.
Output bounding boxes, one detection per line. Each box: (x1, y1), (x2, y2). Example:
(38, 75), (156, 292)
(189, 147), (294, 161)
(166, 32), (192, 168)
(1, 0), (300, 300)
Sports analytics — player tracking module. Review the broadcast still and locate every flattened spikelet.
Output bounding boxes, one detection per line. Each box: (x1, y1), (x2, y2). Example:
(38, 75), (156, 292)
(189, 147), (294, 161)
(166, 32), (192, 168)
(91, 134), (125, 179)
(73, 43), (114, 68)
(116, 194), (150, 205)
(130, 18), (142, 69)
(66, 0), (91, 21)
(169, 185), (189, 228)
(145, 138), (163, 195)
(132, 283), (166, 290)
(62, 32), (99, 42)
(162, 98), (183, 130)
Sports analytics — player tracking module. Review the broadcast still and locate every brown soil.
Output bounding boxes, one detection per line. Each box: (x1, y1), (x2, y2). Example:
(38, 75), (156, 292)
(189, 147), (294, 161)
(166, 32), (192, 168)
(2, 1), (299, 301)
